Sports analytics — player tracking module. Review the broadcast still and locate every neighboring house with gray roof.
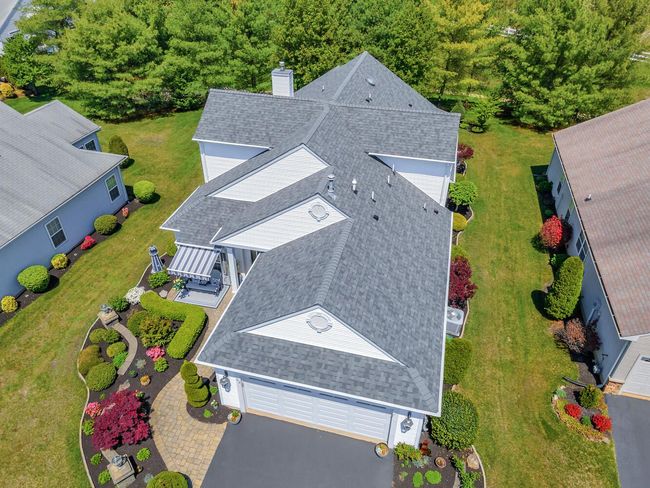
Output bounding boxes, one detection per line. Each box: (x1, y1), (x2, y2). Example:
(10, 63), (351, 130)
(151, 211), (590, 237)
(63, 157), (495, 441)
(0, 101), (126, 298)
(162, 52), (459, 447)
(547, 98), (650, 398)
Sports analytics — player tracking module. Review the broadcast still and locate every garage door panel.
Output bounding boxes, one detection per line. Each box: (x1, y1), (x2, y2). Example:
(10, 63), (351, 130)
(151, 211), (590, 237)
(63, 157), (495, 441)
(622, 356), (650, 397)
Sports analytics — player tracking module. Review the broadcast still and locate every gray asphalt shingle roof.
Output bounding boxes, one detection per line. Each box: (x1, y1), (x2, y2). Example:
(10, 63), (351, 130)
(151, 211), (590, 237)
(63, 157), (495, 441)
(0, 102), (123, 248)
(24, 100), (100, 144)
(171, 52), (458, 413)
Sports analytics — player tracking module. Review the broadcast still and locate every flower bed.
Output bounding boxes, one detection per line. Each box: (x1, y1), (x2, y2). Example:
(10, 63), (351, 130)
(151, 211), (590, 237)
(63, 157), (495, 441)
(551, 385), (611, 442)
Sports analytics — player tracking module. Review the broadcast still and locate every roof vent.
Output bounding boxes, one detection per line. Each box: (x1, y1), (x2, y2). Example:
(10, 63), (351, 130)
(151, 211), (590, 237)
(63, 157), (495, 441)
(371, 191), (375, 202)
(321, 84), (325, 92)
(279, 60), (285, 71)
(366, 92), (372, 103)
(351, 178), (358, 193)
(308, 203), (329, 222)
(423, 202), (427, 211)
(327, 174), (336, 199)
(306, 312), (332, 333)
(366, 77), (375, 86)
(373, 214), (379, 221)
(387, 175), (391, 186)
(585, 194), (592, 201)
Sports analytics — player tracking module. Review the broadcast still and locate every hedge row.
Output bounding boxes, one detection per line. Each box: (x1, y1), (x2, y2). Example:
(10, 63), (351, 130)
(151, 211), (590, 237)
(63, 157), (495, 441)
(140, 291), (207, 359)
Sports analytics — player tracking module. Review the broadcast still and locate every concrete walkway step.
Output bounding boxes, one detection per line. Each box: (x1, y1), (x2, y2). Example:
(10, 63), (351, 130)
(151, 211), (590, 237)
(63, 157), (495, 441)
(111, 322), (138, 375)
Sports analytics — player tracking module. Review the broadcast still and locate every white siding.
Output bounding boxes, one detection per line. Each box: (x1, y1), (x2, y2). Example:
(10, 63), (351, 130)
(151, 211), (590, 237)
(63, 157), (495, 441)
(377, 155), (454, 205)
(613, 335), (650, 383)
(215, 369), (245, 409)
(620, 355), (650, 397)
(199, 141), (267, 182)
(213, 146), (328, 202)
(246, 307), (396, 362)
(217, 197), (347, 251)
(388, 410), (425, 448)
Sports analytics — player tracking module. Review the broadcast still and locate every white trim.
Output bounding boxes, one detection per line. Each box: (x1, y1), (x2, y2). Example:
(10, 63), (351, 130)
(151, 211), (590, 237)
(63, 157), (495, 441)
(174, 241), (216, 251)
(159, 185), (201, 230)
(44, 216), (67, 249)
(435, 212), (454, 416)
(368, 152), (456, 166)
(192, 137), (270, 150)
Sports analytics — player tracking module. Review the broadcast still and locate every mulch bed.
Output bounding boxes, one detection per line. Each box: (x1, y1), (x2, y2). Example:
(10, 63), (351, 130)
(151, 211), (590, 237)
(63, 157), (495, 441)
(392, 433), (484, 488)
(0, 199), (142, 327)
(79, 261), (218, 487)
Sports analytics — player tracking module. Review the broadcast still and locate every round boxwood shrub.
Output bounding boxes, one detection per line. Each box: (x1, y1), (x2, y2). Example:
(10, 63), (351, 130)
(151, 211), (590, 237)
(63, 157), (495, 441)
(108, 295), (129, 312)
(17, 265), (50, 292)
(134, 180), (156, 203)
(444, 338), (473, 385)
(51, 253), (69, 269)
(429, 391), (478, 450)
(89, 328), (107, 344)
(127, 310), (150, 337)
(448, 180), (478, 207)
(452, 213), (467, 232)
(545, 256), (584, 319)
(146, 471), (188, 488)
(148, 270), (170, 289)
(578, 384), (603, 409)
(106, 341), (127, 358)
(104, 328), (121, 344)
(94, 214), (118, 235)
(78, 345), (104, 376)
(86, 362), (117, 391)
(1, 295), (18, 313)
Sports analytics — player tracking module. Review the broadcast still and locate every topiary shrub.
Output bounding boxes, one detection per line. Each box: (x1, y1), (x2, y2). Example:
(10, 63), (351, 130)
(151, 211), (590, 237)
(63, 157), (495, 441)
(89, 328), (107, 344)
(108, 295), (129, 312)
(106, 341), (127, 358)
(17, 265), (50, 292)
(429, 391), (479, 450)
(453, 213), (468, 232)
(94, 215), (118, 235)
(1, 295), (18, 313)
(451, 245), (469, 261)
(134, 180), (156, 203)
(181, 361), (209, 408)
(140, 315), (175, 347)
(146, 471), (188, 488)
(444, 338), (473, 385)
(545, 256), (584, 319)
(578, 384), (603, 409)
(86, 363), (117, 391)
(78, 345), (104, 376)
(448, 180), (478, 207)
(148, 270), (170, 289)
(51, 253), (69, 269)
(127, 310), (150, 337)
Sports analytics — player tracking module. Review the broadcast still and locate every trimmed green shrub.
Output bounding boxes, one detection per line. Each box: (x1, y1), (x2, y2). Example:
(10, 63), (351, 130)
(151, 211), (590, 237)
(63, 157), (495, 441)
(412, 472), (424, 488)
(578, 384), (603, 409)
(581, 415), (591, 426)
(448, 180), (478, 207)
(106, 341), (127, 358)
(139, 315), (174, 347)
(104, 328), (120, 344)
(136, 447), (151, 461)
(94, 214), (118, 235)
(1, 295), (18, 313)
(140, 291), (207, 359)
(78, 345), (104, 375)
(86, 363), (117, 391)
(89, 328), (107, 344)
(51, 253), (69, 269)
(17, 265), (50, 292)
(108, 295), (129, 312)
(550, 253), (569, 271)
(98, 469), (111, 485)
(166, 241), (177, 257)
(82, 419), (94, 436)
(112, 350), (128, 368)
(146, 471), (188, 488)
(90, 453), (102, 466)
(134, 180), (156, 203)
(545, 256), (584, 319)
(451, 245), (469, 261)
(109, 135), (131, 168)
(127, 310), (150, 337)
(453, 213), (468, 232)
(444, 338), (473, 385)
(154, 358), (169, 372)
(430, 391), (479, 450)
(425, 470), (442, 485)
(181, 361), (209, 408)
(148, 270), (170, 289)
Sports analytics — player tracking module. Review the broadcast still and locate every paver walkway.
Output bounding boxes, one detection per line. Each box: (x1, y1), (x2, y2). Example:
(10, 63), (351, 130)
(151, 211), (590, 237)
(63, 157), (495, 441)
(150, 291), (233, 487)
(111, 322), (138, 375)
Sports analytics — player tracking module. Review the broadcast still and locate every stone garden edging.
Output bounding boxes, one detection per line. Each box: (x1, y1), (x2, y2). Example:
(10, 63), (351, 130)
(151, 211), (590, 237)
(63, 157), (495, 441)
(472, 445), (487, 487)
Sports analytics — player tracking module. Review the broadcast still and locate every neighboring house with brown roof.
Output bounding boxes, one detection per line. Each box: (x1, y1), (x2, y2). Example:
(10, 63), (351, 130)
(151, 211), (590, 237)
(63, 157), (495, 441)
(547, 98), (650, 397)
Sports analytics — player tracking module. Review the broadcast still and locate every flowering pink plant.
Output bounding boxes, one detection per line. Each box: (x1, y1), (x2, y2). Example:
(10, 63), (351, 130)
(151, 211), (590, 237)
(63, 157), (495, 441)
(121, 207), (129, 218)
(146, 346), (165, 361)
(85, 402), (102, 418)
(80, 236), (96, 250)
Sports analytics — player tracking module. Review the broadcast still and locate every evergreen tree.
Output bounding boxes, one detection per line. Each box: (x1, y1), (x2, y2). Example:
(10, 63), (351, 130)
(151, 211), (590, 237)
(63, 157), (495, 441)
(17, 0), (80, 49)
(1, 35), (53, 93)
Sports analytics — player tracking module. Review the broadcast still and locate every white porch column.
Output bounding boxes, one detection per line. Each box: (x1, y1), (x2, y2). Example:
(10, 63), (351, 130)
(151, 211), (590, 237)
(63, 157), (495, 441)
(242, 249), (253, 274)
(226, 247), (239, 293)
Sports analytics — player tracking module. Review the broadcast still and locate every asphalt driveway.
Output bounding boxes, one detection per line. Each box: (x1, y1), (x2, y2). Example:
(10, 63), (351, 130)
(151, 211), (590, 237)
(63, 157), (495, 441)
(202, 414), (393, 488)
(606, 394), (650, 488)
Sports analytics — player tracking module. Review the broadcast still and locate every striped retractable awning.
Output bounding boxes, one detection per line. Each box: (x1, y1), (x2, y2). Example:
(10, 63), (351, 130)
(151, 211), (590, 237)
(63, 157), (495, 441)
(167, 245), (219, 280)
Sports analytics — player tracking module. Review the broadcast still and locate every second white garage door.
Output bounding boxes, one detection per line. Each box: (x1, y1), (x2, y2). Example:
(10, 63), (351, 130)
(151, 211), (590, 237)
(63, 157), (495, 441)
(242, 377), (392, 441)
(622, 356), (650, 398)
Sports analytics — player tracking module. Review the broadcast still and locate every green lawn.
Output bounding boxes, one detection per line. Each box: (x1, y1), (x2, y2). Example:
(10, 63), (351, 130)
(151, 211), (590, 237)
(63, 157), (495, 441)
(458, 122), (619, 487)
(0, 99), (203, 487)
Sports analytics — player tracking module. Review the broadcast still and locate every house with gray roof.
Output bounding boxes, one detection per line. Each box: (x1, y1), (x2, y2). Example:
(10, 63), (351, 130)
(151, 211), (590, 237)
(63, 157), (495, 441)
(162, 52), (459, 447)
(0, 101), (127, 298)
(547, 98), (650, 398)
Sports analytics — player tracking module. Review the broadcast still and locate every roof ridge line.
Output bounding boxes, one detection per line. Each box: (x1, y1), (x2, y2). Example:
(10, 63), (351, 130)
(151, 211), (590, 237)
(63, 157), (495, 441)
(315, 220), (353, 305)
(208, 87), (322, 104)
(302, 104), (331, 144)
(406, 367), (437, 410)
(332, 51), (368, 101)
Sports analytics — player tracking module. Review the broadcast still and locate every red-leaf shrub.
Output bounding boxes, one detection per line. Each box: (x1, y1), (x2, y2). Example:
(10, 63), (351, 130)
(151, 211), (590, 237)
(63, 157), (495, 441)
(564, 403), (582, 419)
(457, 143), (474, 161)
(92, 390), (150, 450)
(539, 216), (568, 250)
(80, 236), (97, 251)
(591, 414), (612, 432)
(448, 257), (477, 308)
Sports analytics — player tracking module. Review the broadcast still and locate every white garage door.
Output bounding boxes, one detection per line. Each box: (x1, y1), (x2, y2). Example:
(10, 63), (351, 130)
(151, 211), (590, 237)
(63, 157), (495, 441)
(242, 377), (392, 441)
(622, 356), (650, 397)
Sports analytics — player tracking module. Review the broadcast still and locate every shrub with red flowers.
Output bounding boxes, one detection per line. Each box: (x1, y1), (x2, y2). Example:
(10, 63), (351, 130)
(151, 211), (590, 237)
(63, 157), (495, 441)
(539, 215), (569, 250)
(448, 257), (477, 308)
(564, 403), (582, 419)
(146, 346), (165, 361)
(84, 402), (102, 418)
(91, 390), (150, 450)
(80, 236), (97, 251)
(591, 414), (612, 432)
(457, 143), (474, 161)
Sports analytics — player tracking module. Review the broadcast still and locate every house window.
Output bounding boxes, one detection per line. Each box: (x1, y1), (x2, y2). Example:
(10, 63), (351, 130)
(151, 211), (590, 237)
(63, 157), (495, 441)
(556, 179), (563, 194)
(45, 217), (66, 248)
(84, 140), (97, 151)
(564, 206), (571, 222)
(576, 230), (587, 260)
(106, 175), (120, 201)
